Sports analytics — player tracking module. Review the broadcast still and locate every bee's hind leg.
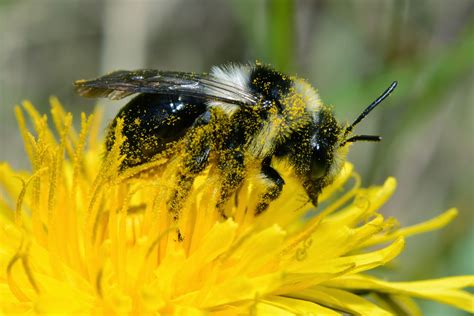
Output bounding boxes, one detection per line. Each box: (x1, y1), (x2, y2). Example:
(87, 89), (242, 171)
(255, 157), (285, 215)
(167, 112), (212, 220)
(166, 145), (210, 242)
(216, 149), (246, 218)
(168, 147), (210, 216)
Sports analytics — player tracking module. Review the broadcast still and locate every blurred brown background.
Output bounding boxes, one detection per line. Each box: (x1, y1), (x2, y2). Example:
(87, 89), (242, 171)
(0, 1), (472, 314)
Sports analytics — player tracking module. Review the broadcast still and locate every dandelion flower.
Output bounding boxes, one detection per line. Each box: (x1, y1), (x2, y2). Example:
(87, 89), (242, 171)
(0, 99), (473, 315)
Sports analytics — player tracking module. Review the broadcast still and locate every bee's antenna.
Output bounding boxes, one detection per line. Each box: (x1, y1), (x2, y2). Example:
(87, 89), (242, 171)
(341, 134), (382, 146)
(344, 81), (398, 137)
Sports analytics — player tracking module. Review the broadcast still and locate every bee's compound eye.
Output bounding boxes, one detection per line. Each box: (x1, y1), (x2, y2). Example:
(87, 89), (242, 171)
(310, 143), (329, 180)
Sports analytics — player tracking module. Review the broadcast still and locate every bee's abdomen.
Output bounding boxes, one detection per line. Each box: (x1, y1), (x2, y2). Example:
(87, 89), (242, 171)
(107, 93), (207, 168)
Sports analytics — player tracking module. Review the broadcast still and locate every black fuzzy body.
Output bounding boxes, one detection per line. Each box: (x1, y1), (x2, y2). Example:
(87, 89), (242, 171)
(83, 64), (342, 215)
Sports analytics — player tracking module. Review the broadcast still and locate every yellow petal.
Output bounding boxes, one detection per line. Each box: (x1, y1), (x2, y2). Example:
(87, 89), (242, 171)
(324, 274), (474, 313)
(296, 214), (387, 265)
(180, 272), (283, 309)
(258, 295), (340, 315)
(174, 220), (238, 295)
(373, 293), (422, 316)
(360, 208), (458, 248)
(324, 237), (405, 275)
(327, 177), (397, 227)
(221, 224), (286, 278)
(287, 286), (393, 315)
(0, 284), (32, 314)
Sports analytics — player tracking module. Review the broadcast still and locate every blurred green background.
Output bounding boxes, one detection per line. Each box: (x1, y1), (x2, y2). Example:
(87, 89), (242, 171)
(0, 0), (472, 314)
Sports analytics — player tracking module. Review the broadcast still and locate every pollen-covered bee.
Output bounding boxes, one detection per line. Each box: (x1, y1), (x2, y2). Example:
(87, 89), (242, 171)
(75, 63), (396, 216)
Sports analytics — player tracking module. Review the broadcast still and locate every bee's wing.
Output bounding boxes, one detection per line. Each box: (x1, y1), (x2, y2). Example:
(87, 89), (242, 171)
(74, 69), (259, 106)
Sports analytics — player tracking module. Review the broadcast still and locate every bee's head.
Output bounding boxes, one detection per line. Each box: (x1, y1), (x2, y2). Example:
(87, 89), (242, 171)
(307, 108), (344, 185)
(304, 81), (398, 204)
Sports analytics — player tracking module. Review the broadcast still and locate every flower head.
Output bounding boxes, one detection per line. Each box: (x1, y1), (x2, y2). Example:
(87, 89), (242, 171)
(0, 99), (473, 314)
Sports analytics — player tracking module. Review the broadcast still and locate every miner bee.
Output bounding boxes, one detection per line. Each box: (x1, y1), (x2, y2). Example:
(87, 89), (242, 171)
(75, 62), (397, 216)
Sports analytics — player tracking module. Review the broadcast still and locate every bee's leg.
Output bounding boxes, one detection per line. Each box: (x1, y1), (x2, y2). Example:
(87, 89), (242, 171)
(167, 112), (212, 219)
(255, 157), (285, 215)
(216, 149), (245, 218)
(168, 147), (210, 214)
(166, 145), (210, 242)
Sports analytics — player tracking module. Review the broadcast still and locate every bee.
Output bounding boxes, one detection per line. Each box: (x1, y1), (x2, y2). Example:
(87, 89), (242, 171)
(75, 63), (397, 217)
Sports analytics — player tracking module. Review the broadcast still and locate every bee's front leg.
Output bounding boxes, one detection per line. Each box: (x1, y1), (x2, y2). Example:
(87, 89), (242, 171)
(255, 157), (285, 215)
